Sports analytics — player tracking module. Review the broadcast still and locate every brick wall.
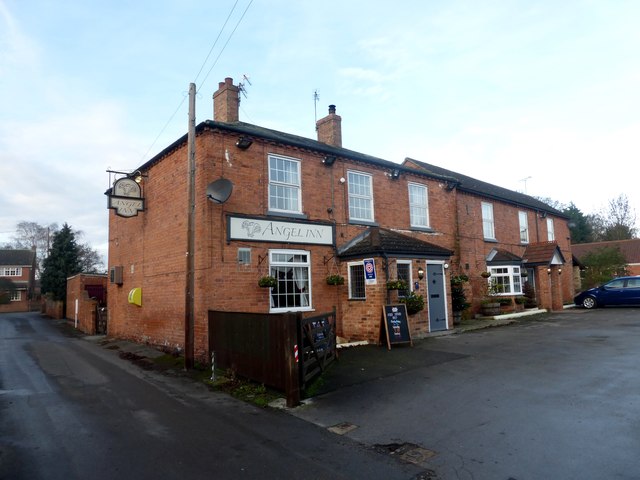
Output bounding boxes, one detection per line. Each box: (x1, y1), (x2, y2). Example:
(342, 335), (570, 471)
(66, 274), (107, 334)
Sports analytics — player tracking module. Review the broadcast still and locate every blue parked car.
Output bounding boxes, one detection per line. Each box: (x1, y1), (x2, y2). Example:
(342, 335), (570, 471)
(574, 276), (640, 309)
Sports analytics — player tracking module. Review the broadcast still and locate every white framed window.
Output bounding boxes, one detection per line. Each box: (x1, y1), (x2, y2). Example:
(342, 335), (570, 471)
(396, 261), (412, 298)
(2, 267), (22, 276)
(482, 202), (495, 240)
(348, 262), (366, 300)
(519, 211), (529, 244)
(408, 183), (429, 228)
(268, 154), (302, 214)
(347, 171), (374, 222)
(488, 266), (523, 295)
(10, 291), (21, 301)
(547, 218), (555, 241)
(237, 248), (251, 265)
(269, 250), (311, 312)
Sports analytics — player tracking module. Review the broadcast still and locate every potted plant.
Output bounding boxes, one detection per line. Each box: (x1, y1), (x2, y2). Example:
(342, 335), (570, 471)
(498, 296), (514, 312)
(450, 274), (470, 325)
(386, 279), (408, 291)
(258, 276), (277, 288)
(326, 274), (345, 286)
(481, 297), (501, 316)
(400, 291), (425, 315)
(514, 296), (526, 311)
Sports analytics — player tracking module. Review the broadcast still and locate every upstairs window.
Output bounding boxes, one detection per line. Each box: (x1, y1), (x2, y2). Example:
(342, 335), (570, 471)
(519, 211), (529, 244)
(547, 218), (555, 241)
(482, 202), (495, 240)
(408, 183), (429, 228)
(2, 267), (22, 276)
(10, 291), (21, 301)
(268, 154), (301, 214)
(348, 171), (374, 222)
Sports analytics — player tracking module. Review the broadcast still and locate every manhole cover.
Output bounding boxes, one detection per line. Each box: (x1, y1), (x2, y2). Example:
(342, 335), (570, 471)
(375, 442), (437, 465)
(327, 422), (358, 435)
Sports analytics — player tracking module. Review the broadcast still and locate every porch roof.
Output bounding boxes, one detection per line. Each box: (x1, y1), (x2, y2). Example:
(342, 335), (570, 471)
(523, 241), (566, 266)
(337, 227), (452, 260)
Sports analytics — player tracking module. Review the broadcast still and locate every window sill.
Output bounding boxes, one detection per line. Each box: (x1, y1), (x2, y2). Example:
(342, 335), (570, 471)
(484, 238), (498, 243)
(348, 298), (366, 301)
(267, 211), (308, 220)
(410, 226), (435, 233)
(348, 220), (379, 227)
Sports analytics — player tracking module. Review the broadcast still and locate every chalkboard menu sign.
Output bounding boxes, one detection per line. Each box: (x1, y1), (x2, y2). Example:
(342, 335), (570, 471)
(382, 304), (412, 350)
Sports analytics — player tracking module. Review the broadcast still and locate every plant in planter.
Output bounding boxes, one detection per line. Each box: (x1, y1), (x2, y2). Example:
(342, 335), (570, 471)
(258, 276), (277, 288)
(400, 291), (425, 315)
(326, 274), (345, 286)
(480, 297), (501, 316)
(450, 274), (470, 325)
(386, 279), (408, 291)
(522, 281), (537, 308)
(514, 295), (526, 311)
(480, 271), (492, 278)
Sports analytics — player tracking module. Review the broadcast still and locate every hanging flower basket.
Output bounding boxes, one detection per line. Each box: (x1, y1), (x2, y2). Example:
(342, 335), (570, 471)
(326, 274), (345, 286)
(400, 291), (425, 315)
(480, 271), (491, 278)
(386, 280), (408, 291)
(258, 276), (277, 288)
(520, 271), (529, 278)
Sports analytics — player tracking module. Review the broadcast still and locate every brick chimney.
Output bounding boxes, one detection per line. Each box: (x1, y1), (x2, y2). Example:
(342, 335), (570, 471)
(316, 104), (342, 147)
(213, 77), (239, 123)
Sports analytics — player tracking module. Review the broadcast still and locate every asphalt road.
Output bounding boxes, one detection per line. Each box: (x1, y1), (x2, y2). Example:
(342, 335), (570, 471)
(0, 312), (427, 480)
(291, 308), (640, 480)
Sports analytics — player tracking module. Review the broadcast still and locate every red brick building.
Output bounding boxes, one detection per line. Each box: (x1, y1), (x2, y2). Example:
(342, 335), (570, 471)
(0, 249), (37, 313)
(107, 77), (573, 360)
(66, 273), (108, 334)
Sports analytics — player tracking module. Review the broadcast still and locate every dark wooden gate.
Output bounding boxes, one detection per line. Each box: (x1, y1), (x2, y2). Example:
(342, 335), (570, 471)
(299, 309), (337, 387)
(95, 306), (107, 334)
(208, 309), (337, 406)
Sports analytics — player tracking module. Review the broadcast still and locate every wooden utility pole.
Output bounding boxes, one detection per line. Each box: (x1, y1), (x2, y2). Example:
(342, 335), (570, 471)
(184, 83), (196, 369)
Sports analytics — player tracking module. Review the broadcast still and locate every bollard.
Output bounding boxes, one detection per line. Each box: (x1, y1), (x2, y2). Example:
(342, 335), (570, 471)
(210, 351), (215, 381)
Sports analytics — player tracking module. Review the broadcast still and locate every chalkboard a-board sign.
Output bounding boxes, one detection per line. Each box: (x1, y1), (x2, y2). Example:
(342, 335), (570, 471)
(382, 304), (412, 350)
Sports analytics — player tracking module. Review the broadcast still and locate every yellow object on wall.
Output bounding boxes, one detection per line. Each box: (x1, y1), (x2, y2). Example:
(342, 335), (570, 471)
(128, 287), (142, 306)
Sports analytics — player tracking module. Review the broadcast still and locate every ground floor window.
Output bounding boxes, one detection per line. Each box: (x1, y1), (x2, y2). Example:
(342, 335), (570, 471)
(489, 265), (522, 295)
(269, 250), (311, 312)
(348, 262), (366, 299)
(10, 291), (21, 301)
(396, 261), (412, 298)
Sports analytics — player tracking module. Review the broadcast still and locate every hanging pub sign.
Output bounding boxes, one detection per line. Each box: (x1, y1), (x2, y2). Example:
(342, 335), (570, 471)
(108, 177), (145, 218)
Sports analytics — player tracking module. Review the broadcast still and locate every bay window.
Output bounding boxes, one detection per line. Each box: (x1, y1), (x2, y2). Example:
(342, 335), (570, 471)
(488, 266), (523, 295)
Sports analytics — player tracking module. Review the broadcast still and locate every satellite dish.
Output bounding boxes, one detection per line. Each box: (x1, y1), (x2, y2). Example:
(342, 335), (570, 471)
(206, 178), (233, 204)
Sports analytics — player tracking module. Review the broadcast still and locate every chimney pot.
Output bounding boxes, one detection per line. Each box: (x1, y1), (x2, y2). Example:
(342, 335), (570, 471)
(328, 104), (336, 114)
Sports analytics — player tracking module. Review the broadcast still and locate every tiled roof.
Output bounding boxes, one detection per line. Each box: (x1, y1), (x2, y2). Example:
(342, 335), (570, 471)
(337, 227), (452, 259)
(572, 239), (640, 264)
(523, 242), (565, 265)
(0, 249), (36, 267)
(404, 158), (567, 218)
(139, 121), (453, 183)
(487, 249), (523, 264)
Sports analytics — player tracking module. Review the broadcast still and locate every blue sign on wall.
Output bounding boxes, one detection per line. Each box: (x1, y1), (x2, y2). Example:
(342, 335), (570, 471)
(363, 258), (376, 285)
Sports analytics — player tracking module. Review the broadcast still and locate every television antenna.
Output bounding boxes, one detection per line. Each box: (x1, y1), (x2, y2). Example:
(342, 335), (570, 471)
(520, 176), (532, 194)
(313, 89), (320, 125)
(238, 74), (251, 100)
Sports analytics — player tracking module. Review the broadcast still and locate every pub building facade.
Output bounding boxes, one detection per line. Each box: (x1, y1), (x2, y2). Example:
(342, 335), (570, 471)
(106, 77), (573, 361)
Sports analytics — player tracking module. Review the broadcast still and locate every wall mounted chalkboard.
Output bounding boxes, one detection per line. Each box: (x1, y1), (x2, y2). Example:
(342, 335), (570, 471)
(382, 304), (412, 350)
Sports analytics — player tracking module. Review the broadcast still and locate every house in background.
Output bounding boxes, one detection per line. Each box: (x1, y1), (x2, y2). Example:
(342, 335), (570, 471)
(106, 77), (573, 361)
(0, 249), (37, 313)
(572, 239), (640, 290)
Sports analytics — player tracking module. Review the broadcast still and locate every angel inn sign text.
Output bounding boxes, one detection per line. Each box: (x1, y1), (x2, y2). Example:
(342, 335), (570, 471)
(227, 216), (334, 246)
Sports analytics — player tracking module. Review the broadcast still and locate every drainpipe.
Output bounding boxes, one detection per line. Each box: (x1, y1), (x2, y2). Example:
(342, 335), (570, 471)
(383, 253), (390, 304)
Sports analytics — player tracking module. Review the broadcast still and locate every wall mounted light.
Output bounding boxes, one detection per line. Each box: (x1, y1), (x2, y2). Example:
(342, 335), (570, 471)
(235, 136), (253, 150)
(558, 268), (562, 275)
(391, 169), (400, 179)
(323, 155), (337, 166)
(547, 267), (552, 274)
(417, 267), (424, 279)
(444, 263), (450, 269)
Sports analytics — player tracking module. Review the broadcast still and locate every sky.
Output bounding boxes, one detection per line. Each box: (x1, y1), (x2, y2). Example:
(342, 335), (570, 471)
(1, 0), (639, 264)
